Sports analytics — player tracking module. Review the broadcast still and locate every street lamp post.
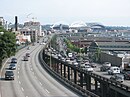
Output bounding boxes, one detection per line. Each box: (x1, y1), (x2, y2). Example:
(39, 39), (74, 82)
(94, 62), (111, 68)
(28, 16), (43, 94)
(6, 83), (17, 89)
(50, 39), (52, 69)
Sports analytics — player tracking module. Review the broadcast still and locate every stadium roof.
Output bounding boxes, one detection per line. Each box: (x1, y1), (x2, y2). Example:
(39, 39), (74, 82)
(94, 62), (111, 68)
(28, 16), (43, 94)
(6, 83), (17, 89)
(69, 21), (87, 28)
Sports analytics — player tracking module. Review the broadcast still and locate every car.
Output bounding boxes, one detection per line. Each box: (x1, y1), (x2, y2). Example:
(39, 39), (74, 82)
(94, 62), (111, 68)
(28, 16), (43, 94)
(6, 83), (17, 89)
(123, 71), (130, 80)
(11, 58), (17, 63)
(27, 47), (30, 50)
(26, 53), (30, 57)
(110, 74), (124, 83)
(104, 62), (111, 67)
(23, 56), (28, 61)
(90, 63), (97, 68)
(108, 66), (120, 75)
(72, 62), (79, 67)
(9, 63), (16, 70)
(5, 70), (14, 80)
(82, 65), (93, 72)
(32, 43), (35, 46)
(100, 65), (110, 72)
(40, 42), (45, 45)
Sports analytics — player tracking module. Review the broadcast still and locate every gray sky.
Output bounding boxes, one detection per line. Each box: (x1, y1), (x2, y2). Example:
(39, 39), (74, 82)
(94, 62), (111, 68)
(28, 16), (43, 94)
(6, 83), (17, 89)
(1, 0), (130, 26)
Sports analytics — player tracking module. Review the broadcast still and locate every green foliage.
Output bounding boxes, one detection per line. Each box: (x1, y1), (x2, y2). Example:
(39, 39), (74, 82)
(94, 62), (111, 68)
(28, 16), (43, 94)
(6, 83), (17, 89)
(93, 48), (101, 62)
(51, 34), (57, 50)
(0, 27), (16, 67)
(64, 38), (85, 53)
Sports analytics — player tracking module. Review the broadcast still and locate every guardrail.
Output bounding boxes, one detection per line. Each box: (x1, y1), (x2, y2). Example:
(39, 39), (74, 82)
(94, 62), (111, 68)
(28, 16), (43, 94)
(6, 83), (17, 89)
(39, 50), (99, 97)
(46, 53), (130, 93)
(62, 58), (130, 92)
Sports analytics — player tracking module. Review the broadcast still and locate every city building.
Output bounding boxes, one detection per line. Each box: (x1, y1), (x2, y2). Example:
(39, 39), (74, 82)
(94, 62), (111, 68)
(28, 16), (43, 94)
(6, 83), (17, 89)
(0, 17), (5, 26)
(0, 17), (8, 30)
(89, 41), (130, 52)
(19, 27), (38, 42)
(24, 21), (44, 36)
(16, 33), (31, 45)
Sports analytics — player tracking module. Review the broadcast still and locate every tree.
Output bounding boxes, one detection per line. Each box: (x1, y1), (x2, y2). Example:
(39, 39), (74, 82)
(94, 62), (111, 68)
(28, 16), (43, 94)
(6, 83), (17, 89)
(0, 27), (16, 68)
(64, 38), (85, 54)
(93, 48), (101, 62)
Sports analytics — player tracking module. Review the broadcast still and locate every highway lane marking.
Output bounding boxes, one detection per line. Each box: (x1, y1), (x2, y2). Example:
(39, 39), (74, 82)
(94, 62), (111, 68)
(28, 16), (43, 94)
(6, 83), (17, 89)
(19, 81), (21, 84)
(39, 82), (42, 86)
(30, 68), (33, 71)
(18, 75), (19, 78)
(21, 87), (24, 91)
(18, 71), (19, 74)
(45, 89), (50, 93)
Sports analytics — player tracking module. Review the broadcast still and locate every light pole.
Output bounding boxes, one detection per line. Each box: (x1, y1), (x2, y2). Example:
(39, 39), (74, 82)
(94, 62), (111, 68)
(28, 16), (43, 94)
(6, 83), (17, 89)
(50, 39), (52, 69)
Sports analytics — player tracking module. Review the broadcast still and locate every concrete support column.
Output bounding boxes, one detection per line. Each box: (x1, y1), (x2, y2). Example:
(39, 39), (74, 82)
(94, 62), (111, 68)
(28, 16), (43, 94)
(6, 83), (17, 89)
(68, 66), (70, 80)
(95, 79), (98, 94)
(60, 64), (62, 76)
(100, 83), (108, 97)
(74, 70), (77, 84)
(80, 73), (83, 87)
(64, 65), (66, 78)
(85, 75), (91, 90)
(56, 63), (59, 73)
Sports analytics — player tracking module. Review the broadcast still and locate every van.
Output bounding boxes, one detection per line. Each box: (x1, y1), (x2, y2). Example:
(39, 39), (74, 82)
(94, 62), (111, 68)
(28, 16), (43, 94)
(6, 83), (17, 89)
(108, 66), (120, 75)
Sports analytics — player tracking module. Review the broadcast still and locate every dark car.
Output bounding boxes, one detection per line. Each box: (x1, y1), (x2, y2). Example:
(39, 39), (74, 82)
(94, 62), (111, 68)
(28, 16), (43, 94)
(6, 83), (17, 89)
(26, 53), (30, 57)
(9, 63), (16, 70)
(11, 58), (17, 63)
(5, 70), (14, 80)
(123, 71), (130, 80)
(90, 63), (97, 68)
(27, 47), (30, 50)
(23, 56), (28, 61)
(100, 66), (110, 72)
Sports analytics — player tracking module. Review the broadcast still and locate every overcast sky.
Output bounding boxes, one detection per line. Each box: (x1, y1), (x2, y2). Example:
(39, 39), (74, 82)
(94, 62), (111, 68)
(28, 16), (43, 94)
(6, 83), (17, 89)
(1, 0), (130, 26)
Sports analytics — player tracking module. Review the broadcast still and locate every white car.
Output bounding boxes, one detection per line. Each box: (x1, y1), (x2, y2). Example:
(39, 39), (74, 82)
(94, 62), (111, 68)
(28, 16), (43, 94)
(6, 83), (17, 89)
(73, 62), (79, 67)
(40, 42), (46, 45)
(83, 65), (93, 72)
(108, 66), (120, 75)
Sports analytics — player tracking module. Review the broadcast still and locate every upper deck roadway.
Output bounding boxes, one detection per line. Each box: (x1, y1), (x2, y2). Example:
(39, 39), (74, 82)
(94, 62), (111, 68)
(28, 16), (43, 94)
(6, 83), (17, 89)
(0, 35), (79, 97)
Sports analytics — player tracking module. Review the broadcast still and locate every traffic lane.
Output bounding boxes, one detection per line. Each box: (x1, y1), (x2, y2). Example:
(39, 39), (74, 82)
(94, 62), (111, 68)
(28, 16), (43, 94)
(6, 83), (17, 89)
(0, 48), (29, 97)
(17, 42), (49, 97)
(18, 60), (47, 97)
(93, 67), (130, 86)
(31, 43), (79, 96)
(0, 41), (44, 97)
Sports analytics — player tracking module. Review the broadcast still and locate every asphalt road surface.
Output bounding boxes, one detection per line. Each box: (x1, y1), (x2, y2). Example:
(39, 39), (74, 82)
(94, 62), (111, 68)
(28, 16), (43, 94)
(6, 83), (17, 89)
(0, 36), (79, 97)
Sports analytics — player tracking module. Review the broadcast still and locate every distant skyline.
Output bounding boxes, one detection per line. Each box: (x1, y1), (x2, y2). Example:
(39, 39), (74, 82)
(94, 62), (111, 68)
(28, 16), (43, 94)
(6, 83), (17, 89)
(1, 0), (130, 26)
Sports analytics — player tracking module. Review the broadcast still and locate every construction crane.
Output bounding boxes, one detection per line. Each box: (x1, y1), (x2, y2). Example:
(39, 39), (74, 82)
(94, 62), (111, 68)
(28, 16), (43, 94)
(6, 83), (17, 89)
(26, 13), (32, 21)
